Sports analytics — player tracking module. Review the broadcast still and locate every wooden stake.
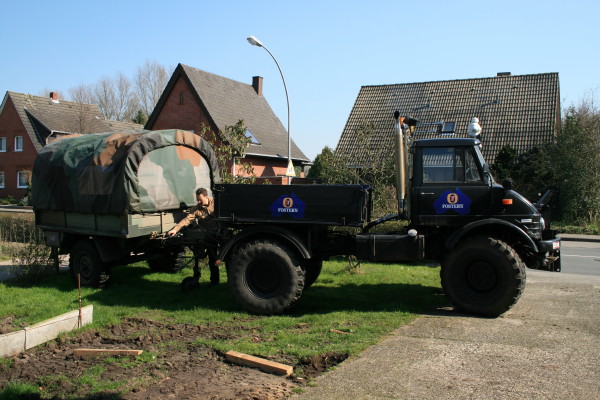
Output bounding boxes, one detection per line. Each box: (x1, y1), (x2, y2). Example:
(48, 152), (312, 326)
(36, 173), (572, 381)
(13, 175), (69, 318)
(225, 350), (293, 376)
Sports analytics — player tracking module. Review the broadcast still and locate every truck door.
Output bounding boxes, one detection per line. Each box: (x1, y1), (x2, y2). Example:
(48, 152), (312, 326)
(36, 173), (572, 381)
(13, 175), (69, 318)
(412, 146), (491, 226)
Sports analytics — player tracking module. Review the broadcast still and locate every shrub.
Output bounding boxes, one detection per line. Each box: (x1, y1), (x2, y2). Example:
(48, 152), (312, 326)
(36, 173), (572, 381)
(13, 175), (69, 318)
(0, 213), (54, 285)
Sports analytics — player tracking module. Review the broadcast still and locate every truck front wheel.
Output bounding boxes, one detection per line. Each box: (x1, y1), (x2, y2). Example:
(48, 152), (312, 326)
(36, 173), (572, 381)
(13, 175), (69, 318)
(441, 236), (525, 317)
(69, 241), (110, 287)
(228, 240), (305, 315)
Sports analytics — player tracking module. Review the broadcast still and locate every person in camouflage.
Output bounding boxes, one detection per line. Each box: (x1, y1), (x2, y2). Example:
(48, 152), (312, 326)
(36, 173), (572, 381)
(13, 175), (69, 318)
(168, 188), (220, 286)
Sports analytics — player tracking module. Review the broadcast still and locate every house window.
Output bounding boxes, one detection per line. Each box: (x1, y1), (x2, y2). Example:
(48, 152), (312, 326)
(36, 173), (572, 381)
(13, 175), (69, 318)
(14, 136), (23, 152)
(245, 129), (261, 145)
(0, 137), (6, 152)
(17, 171), (30, 188)
(0, 172), (4, 188)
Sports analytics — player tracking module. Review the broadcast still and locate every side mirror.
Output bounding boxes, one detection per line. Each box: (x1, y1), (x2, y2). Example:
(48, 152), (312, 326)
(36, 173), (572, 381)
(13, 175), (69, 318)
(484, 172), (493, 187)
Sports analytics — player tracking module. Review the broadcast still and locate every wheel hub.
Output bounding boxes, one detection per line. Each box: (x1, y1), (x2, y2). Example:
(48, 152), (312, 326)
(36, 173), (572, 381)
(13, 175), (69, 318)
(466, 261), (497, 292)
(247, 260), (282, 297)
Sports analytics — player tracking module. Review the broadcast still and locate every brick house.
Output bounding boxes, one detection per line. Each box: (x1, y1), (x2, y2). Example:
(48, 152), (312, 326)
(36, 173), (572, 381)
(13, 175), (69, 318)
(0, 91), (142, 199)
(336, 72), (561, 167)
(145, 64), (310, 183)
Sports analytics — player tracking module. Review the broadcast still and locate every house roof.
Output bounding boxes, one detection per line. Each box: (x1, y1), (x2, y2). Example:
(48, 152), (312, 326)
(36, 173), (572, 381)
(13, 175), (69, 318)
(336, 73), (560, 165)
(146, 64), (310, 162)
(1, 92), (142, 152)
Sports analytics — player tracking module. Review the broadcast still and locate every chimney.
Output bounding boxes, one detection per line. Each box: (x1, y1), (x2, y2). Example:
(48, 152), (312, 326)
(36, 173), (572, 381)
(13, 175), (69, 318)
(50, 92), (59, 101)
(252, 76), (263, 96)
(497, 72), (511, 77)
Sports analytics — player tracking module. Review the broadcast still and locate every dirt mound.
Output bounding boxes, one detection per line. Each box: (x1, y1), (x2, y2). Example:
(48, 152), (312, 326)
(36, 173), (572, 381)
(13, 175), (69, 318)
(0, 317), (346, 399)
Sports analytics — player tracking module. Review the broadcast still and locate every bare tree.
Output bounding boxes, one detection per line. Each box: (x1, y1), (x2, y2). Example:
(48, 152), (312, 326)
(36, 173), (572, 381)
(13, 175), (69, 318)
(115, 73), (139, 121)
(66, 60), (168, 124)
(135, 60), (169, 117)
(65, 84), (104, 135)
(69, 84), (95, 104)
(91, 74), (138, 121)
(94, 77), (117, 120)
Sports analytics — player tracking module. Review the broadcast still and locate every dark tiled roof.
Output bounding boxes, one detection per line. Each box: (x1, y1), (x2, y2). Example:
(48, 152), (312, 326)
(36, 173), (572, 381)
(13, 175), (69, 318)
(104, 119), (145, 131)
(147, 64), (309, 162)
(4, 92), (142, 152)
(336, 73), (560, 165)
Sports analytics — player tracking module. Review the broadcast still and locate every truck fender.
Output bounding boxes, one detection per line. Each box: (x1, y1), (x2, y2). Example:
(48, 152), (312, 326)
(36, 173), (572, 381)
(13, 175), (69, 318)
(93, 236), (127, 263)
(218, 225), (311, 264)
(445, 218), (539, 252)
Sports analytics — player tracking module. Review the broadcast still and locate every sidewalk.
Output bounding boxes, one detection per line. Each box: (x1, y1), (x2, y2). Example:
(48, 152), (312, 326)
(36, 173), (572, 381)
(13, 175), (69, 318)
(558, 233), (600, 242)
(291, 269), (600, 400)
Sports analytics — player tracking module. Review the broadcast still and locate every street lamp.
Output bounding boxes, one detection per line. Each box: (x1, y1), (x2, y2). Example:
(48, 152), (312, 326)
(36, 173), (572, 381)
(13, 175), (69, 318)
(247, 35), (292, 184)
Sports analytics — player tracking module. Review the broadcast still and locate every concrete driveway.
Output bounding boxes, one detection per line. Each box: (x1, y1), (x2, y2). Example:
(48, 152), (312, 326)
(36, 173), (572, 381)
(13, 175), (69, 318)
(293, 269), (600, 400)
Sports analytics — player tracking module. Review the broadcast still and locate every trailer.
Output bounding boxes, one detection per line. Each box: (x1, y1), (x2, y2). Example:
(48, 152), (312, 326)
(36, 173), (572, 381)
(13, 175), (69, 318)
(32, 129), (219, 285)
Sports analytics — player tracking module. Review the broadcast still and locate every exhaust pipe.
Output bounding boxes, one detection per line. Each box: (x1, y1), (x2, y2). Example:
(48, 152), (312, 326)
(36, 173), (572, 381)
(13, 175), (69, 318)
(393, 111), (406, 216)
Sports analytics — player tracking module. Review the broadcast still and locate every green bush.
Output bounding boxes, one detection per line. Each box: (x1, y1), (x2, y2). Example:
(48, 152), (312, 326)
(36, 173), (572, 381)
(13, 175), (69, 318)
(0, 213), (53, 284)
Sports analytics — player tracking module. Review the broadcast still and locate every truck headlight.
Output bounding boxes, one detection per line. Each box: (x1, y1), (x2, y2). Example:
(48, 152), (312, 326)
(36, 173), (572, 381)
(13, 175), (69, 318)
(540, 217), (546, 231)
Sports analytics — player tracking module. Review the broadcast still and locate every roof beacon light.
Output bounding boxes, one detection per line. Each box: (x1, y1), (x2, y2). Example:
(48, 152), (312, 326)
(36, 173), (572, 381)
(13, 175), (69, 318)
(467, 117), (482, 140)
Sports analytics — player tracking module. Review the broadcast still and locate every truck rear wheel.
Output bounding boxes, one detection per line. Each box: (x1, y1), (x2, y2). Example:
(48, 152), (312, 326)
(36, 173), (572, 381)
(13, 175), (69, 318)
(441, 236), (525, 317)
(302, 259), (323, 290)
(228, 240), (304, 315)
(69, 241), (110, 288)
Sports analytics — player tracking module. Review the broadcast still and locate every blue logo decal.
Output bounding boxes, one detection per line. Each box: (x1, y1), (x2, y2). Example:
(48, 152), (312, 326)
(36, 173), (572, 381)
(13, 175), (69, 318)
(270, 193), (306, 219)
(433, 188), (471, 215)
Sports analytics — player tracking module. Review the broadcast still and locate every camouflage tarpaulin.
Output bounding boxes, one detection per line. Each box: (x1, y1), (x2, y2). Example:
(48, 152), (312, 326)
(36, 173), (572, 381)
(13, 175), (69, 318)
(32, 129), (220, 214)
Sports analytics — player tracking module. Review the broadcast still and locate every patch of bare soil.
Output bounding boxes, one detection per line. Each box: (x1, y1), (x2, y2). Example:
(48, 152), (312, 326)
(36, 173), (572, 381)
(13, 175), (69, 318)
(0, 315), (19, 334)
(0, 317), (347, 399)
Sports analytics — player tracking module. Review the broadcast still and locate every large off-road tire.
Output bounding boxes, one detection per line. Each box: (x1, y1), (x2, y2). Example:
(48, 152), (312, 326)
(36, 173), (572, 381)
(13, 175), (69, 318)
(441, 236), (526, 317)
(228, 240), (305, 315)
(302, 259), (323, 290)
(147, 248), (185, 273)
(69, 241), (110, 288)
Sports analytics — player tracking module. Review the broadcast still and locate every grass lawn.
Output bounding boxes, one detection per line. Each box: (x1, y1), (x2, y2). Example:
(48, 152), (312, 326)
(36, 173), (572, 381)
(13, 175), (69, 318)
(0, 259), (443, 361)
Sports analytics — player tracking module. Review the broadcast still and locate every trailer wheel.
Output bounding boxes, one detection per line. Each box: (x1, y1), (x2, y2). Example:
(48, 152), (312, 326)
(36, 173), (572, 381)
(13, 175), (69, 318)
(69, 241), (109, 288)
(441, 236), (525, 317)
(302, 259), (323, 290)
(147, 248), (185, 273)
(228, 240), (305, 315)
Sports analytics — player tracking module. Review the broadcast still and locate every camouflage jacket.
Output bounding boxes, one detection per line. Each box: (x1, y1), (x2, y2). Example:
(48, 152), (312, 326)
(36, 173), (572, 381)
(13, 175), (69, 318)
(172, 198), (217, 232)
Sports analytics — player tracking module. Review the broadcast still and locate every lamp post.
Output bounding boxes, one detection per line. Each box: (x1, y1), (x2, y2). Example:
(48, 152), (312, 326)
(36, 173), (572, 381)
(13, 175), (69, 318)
(247, 35), (292, 184)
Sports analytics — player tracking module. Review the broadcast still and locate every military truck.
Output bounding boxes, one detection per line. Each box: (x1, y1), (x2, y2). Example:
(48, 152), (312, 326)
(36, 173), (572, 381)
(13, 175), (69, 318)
(32, 118), (560, 318)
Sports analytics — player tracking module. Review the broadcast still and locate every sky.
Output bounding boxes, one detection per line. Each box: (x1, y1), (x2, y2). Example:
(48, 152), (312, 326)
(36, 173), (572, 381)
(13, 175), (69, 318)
(1, 0), (598, 160)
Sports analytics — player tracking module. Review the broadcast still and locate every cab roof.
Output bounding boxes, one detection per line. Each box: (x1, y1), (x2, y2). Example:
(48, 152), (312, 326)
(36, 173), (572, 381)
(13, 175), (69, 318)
(413, 138), (481, 147)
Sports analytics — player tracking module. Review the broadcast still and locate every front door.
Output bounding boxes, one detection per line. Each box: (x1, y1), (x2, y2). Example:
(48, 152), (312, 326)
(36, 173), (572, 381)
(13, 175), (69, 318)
(412, 146), (491, 226)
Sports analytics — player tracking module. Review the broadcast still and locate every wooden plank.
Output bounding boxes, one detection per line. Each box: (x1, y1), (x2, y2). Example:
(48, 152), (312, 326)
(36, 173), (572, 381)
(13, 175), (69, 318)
(73, 348), (143, 357)
(225, 350), (293, 376)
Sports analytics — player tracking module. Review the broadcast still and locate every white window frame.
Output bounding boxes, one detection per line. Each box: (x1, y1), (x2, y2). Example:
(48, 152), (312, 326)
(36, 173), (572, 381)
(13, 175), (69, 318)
(0, 172), (4, 188)
(14, 136), (23, 152)
(0, 137), (6, 152)
(17, 171), (29, 189)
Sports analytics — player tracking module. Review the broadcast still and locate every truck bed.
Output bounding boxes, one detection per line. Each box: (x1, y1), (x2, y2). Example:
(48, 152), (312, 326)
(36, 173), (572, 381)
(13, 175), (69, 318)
(214, 184), (372, 226)
(35, 210), (184, 238)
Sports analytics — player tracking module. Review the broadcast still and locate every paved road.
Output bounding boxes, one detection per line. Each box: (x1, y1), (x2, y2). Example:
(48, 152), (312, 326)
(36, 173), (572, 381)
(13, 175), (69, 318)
(293, 269), (600, 400)
(561, 240), (600, 276)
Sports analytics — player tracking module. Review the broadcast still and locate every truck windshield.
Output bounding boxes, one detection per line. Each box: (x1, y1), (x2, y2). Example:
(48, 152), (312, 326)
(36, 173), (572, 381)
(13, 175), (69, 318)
(422, 147), (482, 183)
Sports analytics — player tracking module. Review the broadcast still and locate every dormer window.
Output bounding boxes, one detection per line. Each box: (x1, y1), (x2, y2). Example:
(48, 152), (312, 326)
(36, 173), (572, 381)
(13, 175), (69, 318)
(245, 129), (261, 145)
